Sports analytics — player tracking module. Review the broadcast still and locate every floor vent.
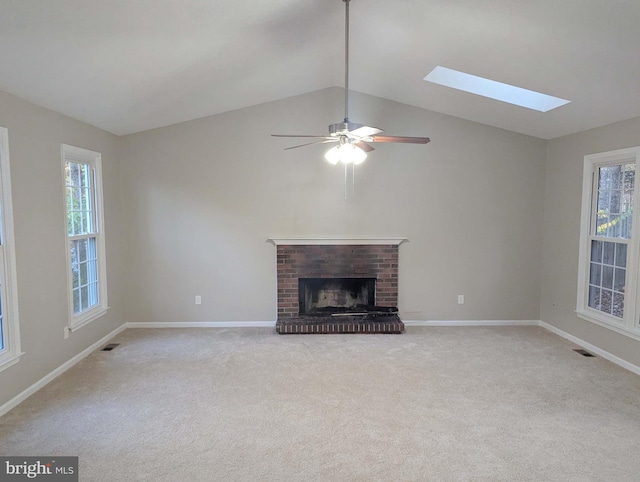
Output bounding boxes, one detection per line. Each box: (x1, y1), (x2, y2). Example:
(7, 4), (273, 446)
(574, 348), (595, 357)
(102, 343), (120, 351)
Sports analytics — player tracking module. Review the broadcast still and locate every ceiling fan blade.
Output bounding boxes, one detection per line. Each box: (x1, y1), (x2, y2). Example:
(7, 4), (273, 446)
(284, 139), (338, 150)
(349, 125), (384, 137)
(354, 141), (375, 152)
(272, 134), (334, 139)
(370, 135), (431, 144)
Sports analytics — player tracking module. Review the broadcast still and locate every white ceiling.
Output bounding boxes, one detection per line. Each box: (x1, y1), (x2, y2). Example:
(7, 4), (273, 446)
(1, 0), (639, 139)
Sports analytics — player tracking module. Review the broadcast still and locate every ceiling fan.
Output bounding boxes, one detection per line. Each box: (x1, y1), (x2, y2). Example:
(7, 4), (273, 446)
(272, 0), (430, 165)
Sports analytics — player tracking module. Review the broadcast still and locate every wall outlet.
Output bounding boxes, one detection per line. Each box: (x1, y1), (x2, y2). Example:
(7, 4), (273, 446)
(195, 295), (202, 305)
(64, 326), (70, 339)
(457, 294), (465, 305)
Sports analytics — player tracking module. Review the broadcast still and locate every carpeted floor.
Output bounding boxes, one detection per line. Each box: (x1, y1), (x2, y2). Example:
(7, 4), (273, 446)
(1, 326), (640, 481)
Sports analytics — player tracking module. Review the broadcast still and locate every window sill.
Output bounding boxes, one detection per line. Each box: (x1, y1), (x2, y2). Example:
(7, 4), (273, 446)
(69, 305), (109, 333)
(576, 309), (640, 342)
(0, 351), (24, 372)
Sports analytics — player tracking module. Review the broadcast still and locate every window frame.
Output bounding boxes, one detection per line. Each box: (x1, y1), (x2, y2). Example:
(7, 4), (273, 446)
(0, 126), (22, 371)
(62, 144), (108, 331)
(577, 146), (640, 340)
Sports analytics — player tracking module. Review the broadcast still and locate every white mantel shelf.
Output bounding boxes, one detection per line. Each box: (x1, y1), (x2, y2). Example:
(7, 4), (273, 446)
(267, 236), (408, 246)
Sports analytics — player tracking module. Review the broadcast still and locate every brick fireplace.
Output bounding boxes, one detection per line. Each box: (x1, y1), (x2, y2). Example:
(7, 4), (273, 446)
(270, 237), (405, 333)
(277, 244), (399, 318)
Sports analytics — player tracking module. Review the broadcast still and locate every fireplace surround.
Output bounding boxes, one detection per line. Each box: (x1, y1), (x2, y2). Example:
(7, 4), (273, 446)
(269, 237), (405, 333)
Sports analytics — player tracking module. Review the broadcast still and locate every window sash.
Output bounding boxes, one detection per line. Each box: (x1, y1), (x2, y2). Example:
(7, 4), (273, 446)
(589, 161), (635, 239)
(585, 237), (628, 320)
(69, 235), (99, 315)
(65, 160), (100, 315)
(65, 161), (97, 237)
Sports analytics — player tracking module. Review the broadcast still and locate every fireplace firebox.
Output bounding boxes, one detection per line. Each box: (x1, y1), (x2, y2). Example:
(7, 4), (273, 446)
(298, 278), (376, 315)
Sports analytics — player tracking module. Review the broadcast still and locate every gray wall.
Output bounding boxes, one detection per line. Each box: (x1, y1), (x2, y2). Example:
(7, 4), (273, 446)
(541, 116), (640, 367)
(121, 87), (547, 323)
(0, 91), (126, 407)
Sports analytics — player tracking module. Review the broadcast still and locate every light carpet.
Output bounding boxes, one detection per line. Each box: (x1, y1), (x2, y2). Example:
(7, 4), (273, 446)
(1, 326), (640, 481)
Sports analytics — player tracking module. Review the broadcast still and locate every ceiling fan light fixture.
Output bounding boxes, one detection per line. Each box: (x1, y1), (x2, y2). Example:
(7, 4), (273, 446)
(324, 143), (367, 165)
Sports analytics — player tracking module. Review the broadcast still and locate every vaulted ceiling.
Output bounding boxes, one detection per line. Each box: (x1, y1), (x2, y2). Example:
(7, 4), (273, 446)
(1, 0), (639, 139)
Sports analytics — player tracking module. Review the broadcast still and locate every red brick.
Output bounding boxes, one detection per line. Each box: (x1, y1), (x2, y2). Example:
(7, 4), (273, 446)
(276, 243), (399, 317)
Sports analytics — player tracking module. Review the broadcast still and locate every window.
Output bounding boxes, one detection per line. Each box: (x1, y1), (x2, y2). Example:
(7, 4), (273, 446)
(577, 147), (640, 338)
(0, 126), (21, 371)
(62, 144), (108, 330)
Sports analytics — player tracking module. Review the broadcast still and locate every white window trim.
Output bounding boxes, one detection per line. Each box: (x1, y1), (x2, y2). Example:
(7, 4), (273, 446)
(62, 144), (108, 332)
(577, 146), (640, 339)
(0, 126), (23, 371)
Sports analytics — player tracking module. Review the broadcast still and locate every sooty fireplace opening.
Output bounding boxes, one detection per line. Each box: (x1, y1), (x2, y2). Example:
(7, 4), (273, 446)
(298, 278), (376, 315)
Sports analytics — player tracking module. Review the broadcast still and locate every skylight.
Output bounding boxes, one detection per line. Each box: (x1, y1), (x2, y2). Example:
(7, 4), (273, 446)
(423, 66), (570, 112)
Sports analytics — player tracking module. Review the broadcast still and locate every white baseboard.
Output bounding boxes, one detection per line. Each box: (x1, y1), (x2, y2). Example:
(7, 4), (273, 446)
(128, 320), (537, 328)
(539, 320), (640, 376)
(0, 323), (127, 418)
(404, 320), (539, 327)
(126, 321), (276, 328)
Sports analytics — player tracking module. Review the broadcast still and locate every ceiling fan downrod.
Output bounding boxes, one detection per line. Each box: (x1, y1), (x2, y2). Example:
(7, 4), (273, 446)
(329, 0), (355, 136)
(343, 0), (350, 124)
